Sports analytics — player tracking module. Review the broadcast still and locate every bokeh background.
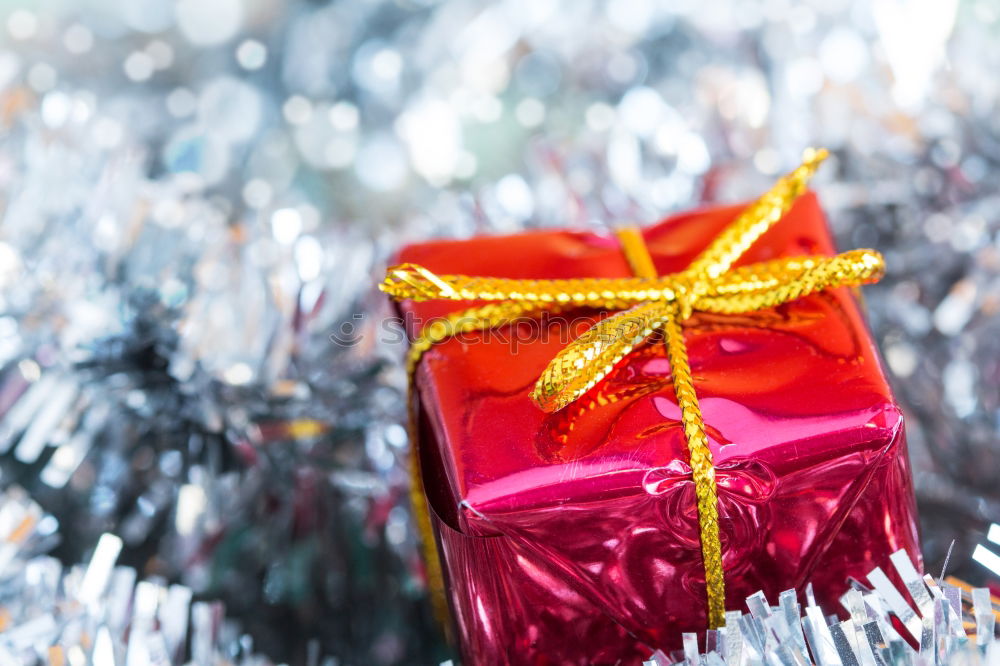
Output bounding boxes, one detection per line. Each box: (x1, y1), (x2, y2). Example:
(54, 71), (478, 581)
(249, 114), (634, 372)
(0, 0), (997, 663)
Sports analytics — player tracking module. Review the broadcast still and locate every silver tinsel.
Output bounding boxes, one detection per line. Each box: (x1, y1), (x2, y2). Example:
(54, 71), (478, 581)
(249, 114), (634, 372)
(635, 549), (1000, 666)
(0, 486), (276, 664)
(0, 0), (998, 663)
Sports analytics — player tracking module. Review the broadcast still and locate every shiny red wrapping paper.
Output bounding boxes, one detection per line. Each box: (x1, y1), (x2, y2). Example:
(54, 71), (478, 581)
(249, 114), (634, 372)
(395, 193), (921, 665)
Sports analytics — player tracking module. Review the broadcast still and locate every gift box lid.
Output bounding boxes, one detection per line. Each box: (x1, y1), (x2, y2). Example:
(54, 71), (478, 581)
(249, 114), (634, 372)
(396, 192), (901, 535)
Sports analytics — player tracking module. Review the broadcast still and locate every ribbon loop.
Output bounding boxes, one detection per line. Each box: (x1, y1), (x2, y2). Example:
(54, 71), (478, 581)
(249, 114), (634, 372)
(531, 302), (674, 412)
(684, 147), (828, 279)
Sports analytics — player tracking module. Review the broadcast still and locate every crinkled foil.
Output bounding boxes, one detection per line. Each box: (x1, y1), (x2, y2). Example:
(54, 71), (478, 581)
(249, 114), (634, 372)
(0, 0), (997, 663)
(628, 552), (999, 666)
(0, 486), (279, 664)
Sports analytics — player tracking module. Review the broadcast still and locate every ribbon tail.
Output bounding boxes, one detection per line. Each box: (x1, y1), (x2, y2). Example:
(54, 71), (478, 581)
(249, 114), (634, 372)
(685, 148), (828, 280)
(405, 300), (555, 634)
(663, 312), (727, 629)
(696, 249), (884, 315)
(531, 302), (671, 412)
(406, 301), (550, 373)
(407, 401), (451, 635)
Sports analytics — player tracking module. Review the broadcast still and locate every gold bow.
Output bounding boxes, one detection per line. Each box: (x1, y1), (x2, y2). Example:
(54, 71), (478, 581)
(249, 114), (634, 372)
(382, 148), (885, 630)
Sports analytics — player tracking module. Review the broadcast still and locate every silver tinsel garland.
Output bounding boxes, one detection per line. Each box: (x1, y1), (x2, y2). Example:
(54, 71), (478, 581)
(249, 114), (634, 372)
(633, 548), (1000, 666)
(0, 0), (998, 663)
(0, 486), (278, 664)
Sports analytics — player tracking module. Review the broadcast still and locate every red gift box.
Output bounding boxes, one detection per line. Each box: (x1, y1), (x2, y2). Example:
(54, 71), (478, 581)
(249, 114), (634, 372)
(392, 190), (921, 664)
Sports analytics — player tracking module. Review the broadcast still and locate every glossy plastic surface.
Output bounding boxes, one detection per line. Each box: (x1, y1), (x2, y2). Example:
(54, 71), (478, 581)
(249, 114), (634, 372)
(397, 193), (921, 665)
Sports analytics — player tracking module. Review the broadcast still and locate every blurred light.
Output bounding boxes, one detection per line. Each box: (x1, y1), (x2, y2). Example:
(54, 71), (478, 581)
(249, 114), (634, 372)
(36, 515), (58, 536)
(146, 40), (174, 70)
(676, 133), (710, 175)
(371, 48), (402, 81)
(606, 0), (655, 34)
(618, 87), (664, 138)
(652, 110), (686, 156)
(455, 152), (478, 179)
(282, 95), (312, 125)
(496, 174), (534, 220)
(198, 77), (262, 143)
(223, 362), (253, 386)
(41, 92), (72, 128)
(943, 358), (976, 417)
(271, 208), (303, 245)
(933, 280), (977, 336)
(0, 316), (16, 339)
(0, 243), (22, 288)
(63, 24), (93, 54)
(785, 58), (824, 96)
(752, 148), (780, 175)
(819, 28), (869, 83)
(175, 485), (206, 536)
(399, 100), (460, 185)
(78, 534), (123, 605)
(355, 134), (407, 191)
(930, 139), (961, 168)
(323, 135), (357, 169)
(586, 103), (616, 132)
(961, 155), (988, 184)
(567, 167), (594, 194)
(71, 94), (93, 123)
(162, 126), (229, 185)
(385, 423), (407, 448)
(328, 102), (359, 132)
(236, 39), (267, 70)
(720, 73), (770, 128)
(292, 102), (359, 170)
(0, 52), (16, 95)
(176, 0), (243, 46)
(788, 6), (817, 34)
(242, 179), (273, 209)
(471, 95), (503, 123)
(874, 0), (958, 109)
(92, 628), (114, 665)
(455, 6), (516, 93)
(152, 199), (186, 228)
(353, 41), (403, 94)
(608, 131), (641, 187)
(607, 52), (641, 85)
(123, 0), (174, 34)
(885, 342), (918, 378)
(166, 88), (198, 118)
(159, 278), (187, 308)
(515, 98), (546, 128)
(514, 51), (561, 97)
(123, 52), (155, 82)
(7, 10), (38, 41)
(27, 63), (57, 92)
(294, 236), (323, 282)
(973, 544), (1000, 576)
(951, 215), (986, 253)
(923, 213), (952, 243)
(17, 359), (40, 382)
(386, 506), (408, 546)
(42, 438), (88, 489)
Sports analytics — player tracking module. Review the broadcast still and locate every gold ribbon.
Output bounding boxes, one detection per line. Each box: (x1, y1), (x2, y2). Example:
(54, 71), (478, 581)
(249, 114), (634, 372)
(384, 148), (885, 629)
